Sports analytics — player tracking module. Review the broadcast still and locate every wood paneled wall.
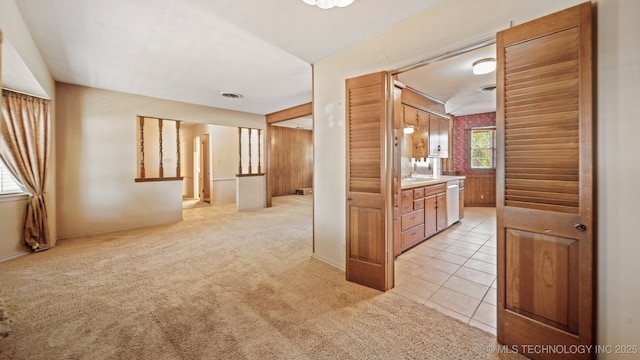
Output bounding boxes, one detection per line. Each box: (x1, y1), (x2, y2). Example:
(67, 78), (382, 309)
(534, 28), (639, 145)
(270, 126), (313, 196)
(464, 175), (496, 207)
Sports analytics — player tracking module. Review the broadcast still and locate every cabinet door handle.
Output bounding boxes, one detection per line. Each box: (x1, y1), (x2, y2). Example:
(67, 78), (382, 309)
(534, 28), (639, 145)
(437, 145), (441, 151)
(347, 196), (352, 201)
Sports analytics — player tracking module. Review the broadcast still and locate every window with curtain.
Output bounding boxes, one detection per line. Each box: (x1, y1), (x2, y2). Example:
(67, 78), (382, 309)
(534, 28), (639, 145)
(0, 158), (24, 194)
(470, 127), (496, 169)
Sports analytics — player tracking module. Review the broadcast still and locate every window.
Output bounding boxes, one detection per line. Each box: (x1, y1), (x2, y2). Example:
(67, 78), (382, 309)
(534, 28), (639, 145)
(0, 160), (24, 194)
(470, 128), (496, 169)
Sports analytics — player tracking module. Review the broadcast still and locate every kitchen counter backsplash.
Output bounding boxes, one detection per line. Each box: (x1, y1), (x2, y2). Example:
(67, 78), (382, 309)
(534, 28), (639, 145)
(401, 157), (441, 179)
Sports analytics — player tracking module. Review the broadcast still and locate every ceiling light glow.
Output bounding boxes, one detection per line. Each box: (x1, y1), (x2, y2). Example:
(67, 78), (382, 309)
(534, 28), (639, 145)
(303, 0), (355, 9)
(472, 58), (496, 75)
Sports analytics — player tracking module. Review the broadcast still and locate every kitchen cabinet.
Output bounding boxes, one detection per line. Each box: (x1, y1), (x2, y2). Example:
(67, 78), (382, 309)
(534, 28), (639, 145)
(403, 105), (429, 127)
(400, 187), (426, 250)
(403, 105), (430, 158)
(424, 183), (447, 238)
(429, 114), (449, 158)
(397, 182), (449, 254)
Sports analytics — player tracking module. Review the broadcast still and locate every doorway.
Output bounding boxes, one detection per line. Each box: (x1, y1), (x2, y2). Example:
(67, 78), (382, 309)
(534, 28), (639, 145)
(389, 41), (499, 334)
(388, 4), (595, 356)
(199, 133), (211, 203)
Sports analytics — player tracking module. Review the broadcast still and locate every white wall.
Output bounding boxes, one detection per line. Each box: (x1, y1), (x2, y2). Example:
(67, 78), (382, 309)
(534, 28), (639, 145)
(596, 0), (640, 350)
(0, 0), (56, 258)
(56, 83), (264, 239)
(313, 0), (640, 350)
(180, 125), (195, 198)
(211, 125), (239, 204)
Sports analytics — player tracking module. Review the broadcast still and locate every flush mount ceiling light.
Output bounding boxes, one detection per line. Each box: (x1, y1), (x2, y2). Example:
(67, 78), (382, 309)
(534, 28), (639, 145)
(472, 58), (496, 75)
(220, 92), (243, 99)
(302, 0), (355, 10)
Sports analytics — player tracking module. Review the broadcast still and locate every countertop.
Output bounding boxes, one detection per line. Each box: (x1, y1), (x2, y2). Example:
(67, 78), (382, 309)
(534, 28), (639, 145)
(401, 175), (466, 189)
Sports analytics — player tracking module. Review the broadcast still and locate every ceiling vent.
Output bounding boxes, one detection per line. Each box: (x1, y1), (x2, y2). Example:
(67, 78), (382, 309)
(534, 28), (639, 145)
(220, 92), (243, 99)
(480, 84), (496, 92)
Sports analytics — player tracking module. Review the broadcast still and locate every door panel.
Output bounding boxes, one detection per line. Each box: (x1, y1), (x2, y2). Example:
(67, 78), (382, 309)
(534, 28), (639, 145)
(497, 3), (593, 359)
(345, 72), (392, 291)
(506, 229), (579, 333)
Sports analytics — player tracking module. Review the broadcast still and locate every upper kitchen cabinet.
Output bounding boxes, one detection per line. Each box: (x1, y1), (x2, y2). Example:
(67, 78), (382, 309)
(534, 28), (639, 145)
(403, 105), (429, 127)
(429, 113), (449, 158)
(400, 87), (448, 159)
(403, 105), (430, 158)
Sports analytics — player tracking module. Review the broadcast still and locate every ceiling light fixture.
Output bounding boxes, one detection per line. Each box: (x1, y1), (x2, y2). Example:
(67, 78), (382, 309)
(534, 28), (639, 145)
(302, 0), (355, 10)
(472, 58), (496, 75)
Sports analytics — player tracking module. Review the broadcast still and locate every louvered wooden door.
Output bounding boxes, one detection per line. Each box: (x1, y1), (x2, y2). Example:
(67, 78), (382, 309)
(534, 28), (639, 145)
(496, 3), (594, 359)
(345, 72), (393, 291)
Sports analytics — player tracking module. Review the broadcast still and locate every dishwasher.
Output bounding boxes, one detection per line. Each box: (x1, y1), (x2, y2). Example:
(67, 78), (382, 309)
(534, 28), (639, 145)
(446, 181), (460, 226)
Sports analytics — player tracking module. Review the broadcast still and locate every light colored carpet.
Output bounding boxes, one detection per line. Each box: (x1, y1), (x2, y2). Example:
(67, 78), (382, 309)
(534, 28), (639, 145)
(0, 295), (10, 339)
(0, 195), (524, 359)
(182, 197), (211, 210)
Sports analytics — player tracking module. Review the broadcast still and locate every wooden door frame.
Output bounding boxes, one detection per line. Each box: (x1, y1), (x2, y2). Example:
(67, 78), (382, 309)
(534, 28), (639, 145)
(265, 102), (313, 208)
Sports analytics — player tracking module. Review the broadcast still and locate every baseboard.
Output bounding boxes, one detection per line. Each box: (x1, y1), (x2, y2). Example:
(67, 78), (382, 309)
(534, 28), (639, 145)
(56, 216), (183, 241)
(311, 253), (346, 272)
(0, 251), (29, 263)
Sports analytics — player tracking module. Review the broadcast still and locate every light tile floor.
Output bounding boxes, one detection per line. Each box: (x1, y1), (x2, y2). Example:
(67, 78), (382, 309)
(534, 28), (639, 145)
(391, 207), (498, 335)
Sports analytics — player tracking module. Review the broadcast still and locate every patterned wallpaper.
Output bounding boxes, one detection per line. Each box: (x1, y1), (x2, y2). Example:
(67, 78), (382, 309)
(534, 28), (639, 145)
(452, 112), (496, 176)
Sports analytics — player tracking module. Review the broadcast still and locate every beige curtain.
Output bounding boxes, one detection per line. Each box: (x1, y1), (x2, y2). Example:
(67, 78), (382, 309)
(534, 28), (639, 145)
(1, 89), (51, 251)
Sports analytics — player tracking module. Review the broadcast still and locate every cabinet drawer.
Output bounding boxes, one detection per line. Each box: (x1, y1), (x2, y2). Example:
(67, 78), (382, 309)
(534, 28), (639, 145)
(401, 209), (425, 231)
(402, 224), (425, 250)
(424, 183), (446, 197)
(413, 199), (425, 211)
(401, 190), (414, 214)
(413, 187), (424, 199)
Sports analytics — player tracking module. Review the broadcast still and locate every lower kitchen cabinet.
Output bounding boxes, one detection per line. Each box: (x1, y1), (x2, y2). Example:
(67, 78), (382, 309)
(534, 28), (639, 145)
(424, 195), (437, 238)
(436, 193), (447, 232)
(396, 181), (451, 255)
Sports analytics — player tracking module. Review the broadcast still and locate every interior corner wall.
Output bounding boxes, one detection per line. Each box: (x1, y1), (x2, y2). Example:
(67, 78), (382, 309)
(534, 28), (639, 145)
(452, 112), (496, 176)
(55, 83), (264, 239)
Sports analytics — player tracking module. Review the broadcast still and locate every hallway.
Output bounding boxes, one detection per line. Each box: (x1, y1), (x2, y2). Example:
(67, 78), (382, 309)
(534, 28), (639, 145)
(392, 207), (498, 335)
